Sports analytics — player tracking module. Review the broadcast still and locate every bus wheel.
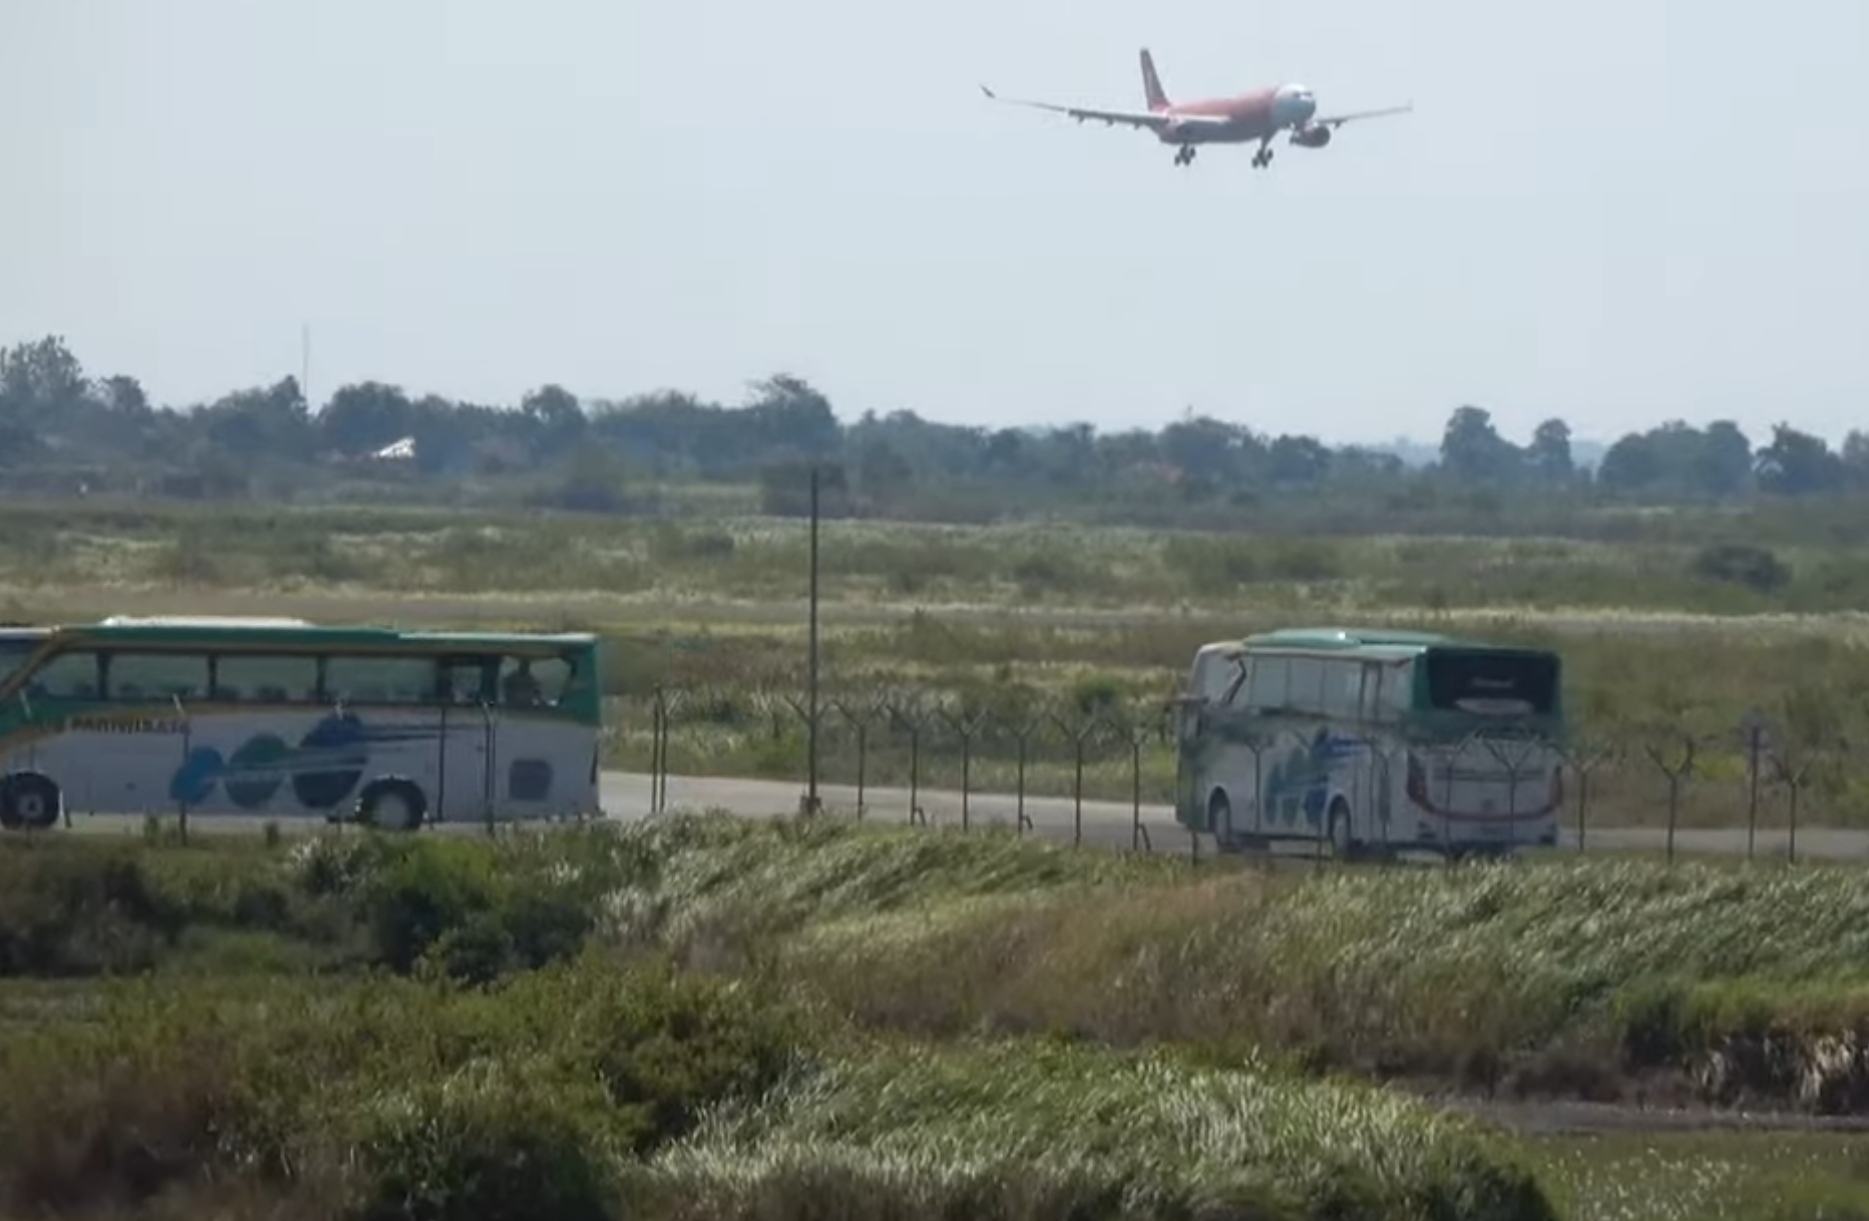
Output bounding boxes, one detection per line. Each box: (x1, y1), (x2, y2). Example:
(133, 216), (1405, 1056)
(1207, 790), (1234, 851)
(356, 778), (427, 832)
(0, 773), (62, 832)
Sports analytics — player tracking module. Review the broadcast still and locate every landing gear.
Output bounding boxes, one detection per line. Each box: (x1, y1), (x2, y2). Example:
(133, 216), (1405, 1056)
(1251, 139), (1275, 169)
(1173, 144), (1197, 166)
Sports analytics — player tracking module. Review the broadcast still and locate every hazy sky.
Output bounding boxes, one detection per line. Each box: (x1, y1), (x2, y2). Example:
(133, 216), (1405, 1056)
(4, 0), (1866, 447)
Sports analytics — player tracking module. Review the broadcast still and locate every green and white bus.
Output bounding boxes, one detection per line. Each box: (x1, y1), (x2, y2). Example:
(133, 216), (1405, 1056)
(0, 616), (604, 832)
(1174, 627), (1565, 859)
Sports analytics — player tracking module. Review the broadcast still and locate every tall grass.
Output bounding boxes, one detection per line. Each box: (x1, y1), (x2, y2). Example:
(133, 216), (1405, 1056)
(21, 818), (1869, 1116)
(781, 851), (1869, 1110)
(633, 1039), (1555, 1221)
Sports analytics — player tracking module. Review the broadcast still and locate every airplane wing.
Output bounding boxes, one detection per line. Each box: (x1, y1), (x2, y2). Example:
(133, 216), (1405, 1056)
(978, 84), (1228, 131)
(1311, 102), (1415, 129)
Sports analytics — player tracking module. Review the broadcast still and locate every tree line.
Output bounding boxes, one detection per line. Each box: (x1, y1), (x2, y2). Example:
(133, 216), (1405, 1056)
(3, 334), (1865, 522)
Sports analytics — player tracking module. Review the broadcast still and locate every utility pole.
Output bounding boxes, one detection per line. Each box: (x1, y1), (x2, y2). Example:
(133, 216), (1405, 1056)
(804, 465), (822, 815)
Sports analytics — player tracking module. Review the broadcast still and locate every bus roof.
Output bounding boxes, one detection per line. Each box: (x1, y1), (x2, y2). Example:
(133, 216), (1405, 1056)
(42, 618), (598, 650)
(1239, 626), (1541, 656)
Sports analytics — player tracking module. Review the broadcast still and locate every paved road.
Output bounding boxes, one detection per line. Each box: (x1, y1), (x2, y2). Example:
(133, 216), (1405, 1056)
(42, 769), (1869, 862)
(621, 771), (1869, 861)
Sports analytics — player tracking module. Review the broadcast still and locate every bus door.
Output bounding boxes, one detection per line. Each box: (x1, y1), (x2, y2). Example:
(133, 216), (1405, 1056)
(436, 655), (496, 822)
(488, 653), (573, 818)
(1176, 647), (1238, 829)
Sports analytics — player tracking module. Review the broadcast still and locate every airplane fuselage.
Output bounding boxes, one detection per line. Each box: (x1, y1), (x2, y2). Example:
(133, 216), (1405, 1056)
(1150, 86), (1317, 145)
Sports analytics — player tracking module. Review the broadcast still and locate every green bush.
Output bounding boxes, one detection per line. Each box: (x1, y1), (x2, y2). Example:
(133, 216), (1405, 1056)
(349, 1054), (619, 1221)
(0, 842), (183, 976)
(0, 956), (807, 1219)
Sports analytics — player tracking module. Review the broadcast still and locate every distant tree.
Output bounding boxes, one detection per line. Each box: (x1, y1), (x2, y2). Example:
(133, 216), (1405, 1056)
(0, 335), (87, 427)
(745, 374), (840, 460)
(1597, 431), (1662, 494)
(1843, 430), (1869, 490)
(521, 383), (587, 463)
(1159, 414), (1246, 484)
(1527, 417), (1574, 483)
(1756, 423), (1844, 496)
(1267, 434), (1331, 486)
(319, 381), (414, 457)
(1694, 420), (1754, 497)
(200, 377), (313, 460)
(1598, 420), (1752, 500)
(11, 330), (1869, 529)
(99, 374), (152, 418)
(1439, 405), (1519, 484)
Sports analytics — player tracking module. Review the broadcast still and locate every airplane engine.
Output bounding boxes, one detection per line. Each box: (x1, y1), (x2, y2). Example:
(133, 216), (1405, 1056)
(1289, 123), (1332, 148)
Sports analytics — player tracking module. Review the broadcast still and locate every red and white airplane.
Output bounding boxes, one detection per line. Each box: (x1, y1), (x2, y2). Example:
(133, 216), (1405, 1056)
(981, 48), (1413, 169)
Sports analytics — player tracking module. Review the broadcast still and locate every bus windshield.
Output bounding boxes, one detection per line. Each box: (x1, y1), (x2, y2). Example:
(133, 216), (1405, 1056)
(1424, 648), (1558, 716)
(0, 634), (44, 685)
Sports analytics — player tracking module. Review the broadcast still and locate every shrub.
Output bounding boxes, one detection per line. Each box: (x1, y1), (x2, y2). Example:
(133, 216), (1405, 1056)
(0, 842), (182, 976)
(0, 956), (809, 1219)
(348, 1055), (618, 1221)
(1691, 542), (1790, 591)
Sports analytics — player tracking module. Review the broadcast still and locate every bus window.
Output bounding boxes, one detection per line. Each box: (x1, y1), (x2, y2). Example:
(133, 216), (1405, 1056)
(1385, 661), (1414, 715)
(1248, 657), (1288, 710)
(1425, 649), (1557, 715)
(499, 654), (570, 707)
(1286, 657), (1325, 714)
(1188, 649), (1238, 704)
(1357, 662), (1384, 720)
(214, 654), (319, 703)
(107, 652), (209, 702)
(0, 637), (40, 684)
(326, 654), (439, 705)
(439, 657), (496, 705)
(1323, 660), (1361, 718)
(24, 651), (102, 700)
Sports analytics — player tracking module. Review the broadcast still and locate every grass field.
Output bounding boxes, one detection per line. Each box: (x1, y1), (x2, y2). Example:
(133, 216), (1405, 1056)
(6, 499), (1869, 829)
(7, 496), (1869, 1215)
(7, 819), (1869, 1218)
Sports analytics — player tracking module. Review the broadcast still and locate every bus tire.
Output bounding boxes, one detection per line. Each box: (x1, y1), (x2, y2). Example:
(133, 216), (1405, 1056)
(1207, 789), (1234, 851)
(0, 773), (62, 832)
(356, 778), (426, 833)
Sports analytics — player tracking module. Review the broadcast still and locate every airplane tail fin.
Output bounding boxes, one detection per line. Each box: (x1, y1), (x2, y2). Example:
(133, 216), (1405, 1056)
(1140, 48), (1169, 110)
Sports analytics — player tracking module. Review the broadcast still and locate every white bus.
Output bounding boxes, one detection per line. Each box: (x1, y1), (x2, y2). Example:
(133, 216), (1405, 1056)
(1173, 626), (1565, 860)
(0, 616), (605, 832)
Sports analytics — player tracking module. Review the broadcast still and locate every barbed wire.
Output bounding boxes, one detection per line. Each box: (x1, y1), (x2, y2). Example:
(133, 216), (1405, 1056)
(618, 683), (1862, 862)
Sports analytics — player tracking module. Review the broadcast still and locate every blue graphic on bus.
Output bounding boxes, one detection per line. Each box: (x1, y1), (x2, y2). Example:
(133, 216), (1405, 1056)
(168, 713), (437, 810)
(1262, 727), (1365, 828)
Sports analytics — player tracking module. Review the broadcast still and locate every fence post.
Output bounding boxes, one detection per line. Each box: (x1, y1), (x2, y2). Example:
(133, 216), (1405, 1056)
(1643, 731), (1700, 867)
(649, 687), (666, 815)
(938, 705), (987, 833)
(783, 694), (823, 816)
(172, 693), (191, 845)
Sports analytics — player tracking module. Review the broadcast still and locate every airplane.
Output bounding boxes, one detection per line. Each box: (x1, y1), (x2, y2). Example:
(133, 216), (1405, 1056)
(980, 48), (1413, 169)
